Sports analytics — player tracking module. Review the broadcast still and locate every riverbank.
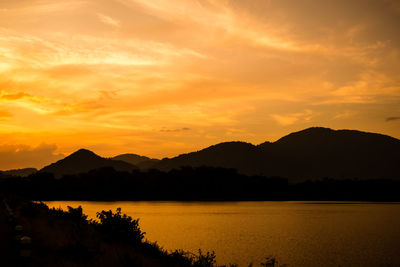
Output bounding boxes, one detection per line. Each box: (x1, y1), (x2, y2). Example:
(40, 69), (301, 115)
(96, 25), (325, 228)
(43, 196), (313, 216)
(45, 200), (400, 267)
(0, 195), (227, 267)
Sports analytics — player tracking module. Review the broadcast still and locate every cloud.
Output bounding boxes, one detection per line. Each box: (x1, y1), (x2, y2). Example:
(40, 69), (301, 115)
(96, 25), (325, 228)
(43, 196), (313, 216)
(0, 90), (50, 104)
(0, 110), (12, 118)
(97, 13), (120, 27)
(330, 71), (400, 104)
(271, 110), (313, 126)
(0, 143), (64, 170)
(386, 117), (400, 122)
(271, 114), (299, 126)
(0, 91), (30, 100)
(160, 127), (191, 132)
(333, 110), (357, 120)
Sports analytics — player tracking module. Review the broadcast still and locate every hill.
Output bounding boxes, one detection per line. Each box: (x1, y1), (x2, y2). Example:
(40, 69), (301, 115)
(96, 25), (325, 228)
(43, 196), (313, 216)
(259, 127), (400, 181)
(152, 141), (263, 175)
(112, 154), (159, 169)
(0, 168), (37, 177)
(40, 149), (137, 178)
(152, 127), (400, 182)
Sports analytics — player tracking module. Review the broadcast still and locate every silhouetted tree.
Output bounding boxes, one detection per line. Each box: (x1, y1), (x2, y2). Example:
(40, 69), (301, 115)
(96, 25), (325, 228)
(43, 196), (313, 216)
(95, 208), (145, 244)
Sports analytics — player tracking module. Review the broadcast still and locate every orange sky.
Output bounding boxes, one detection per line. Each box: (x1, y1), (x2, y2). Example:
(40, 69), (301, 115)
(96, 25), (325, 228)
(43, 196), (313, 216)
(0, 0), (400, 169)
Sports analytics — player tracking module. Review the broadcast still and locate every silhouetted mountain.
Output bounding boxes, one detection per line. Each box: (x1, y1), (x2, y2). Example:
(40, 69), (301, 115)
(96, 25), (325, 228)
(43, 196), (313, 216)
(112, 154), (159, 169)
(258, 127), (400, 181)
(153, 142), (263, 175)
(0, 168), (37, 177)
(40, 149), (137, 178)
(152, 127), (400, 182)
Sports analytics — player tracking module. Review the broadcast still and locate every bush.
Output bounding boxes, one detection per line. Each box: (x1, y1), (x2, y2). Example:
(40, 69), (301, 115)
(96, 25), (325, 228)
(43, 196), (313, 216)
(261, 257), (286, 267)
(95, 208), (145, 244)
(49, 206), (88, 224)
(194, 249), (216, 267)
(20, 201), (48, 217)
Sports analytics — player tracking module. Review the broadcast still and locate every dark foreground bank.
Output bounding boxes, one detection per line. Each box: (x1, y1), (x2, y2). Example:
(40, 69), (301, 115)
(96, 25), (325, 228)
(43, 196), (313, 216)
(0, 195), (282, 267)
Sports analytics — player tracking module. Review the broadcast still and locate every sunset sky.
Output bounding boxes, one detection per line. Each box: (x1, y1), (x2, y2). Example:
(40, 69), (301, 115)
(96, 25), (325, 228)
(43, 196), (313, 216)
(0, 0), (399, 169)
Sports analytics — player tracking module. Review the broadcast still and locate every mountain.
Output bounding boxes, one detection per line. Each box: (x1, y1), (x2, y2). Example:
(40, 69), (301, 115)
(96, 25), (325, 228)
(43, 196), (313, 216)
(261, 127), (400, 181)
(112, 154), (159, 169)
(152, 127), (400, 182)
(40, 149), (137, 178)
(37, 128), (400, 181)
(152, 141), (264, 174)
(0, 168), (37, 177)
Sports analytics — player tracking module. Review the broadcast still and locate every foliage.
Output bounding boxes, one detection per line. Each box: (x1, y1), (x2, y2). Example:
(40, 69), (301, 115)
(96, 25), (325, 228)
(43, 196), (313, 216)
(20, 201), (48, 217)
(49, 205), (88, 224)
(3, 165), (400, 202)
(194, 249), (216, 267)
(95, 208), (145, 244)
(14, 200), (287, 267)
(260, 257), (287, 267)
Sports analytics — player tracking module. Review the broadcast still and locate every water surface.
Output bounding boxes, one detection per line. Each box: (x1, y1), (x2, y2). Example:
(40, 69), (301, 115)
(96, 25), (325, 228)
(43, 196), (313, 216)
(45, 201), (400, 266)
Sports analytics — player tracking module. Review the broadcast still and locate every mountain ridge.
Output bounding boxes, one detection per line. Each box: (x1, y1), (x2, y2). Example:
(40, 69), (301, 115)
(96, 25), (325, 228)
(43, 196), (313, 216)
(150, 127), (400, 181)
(40, 127), (400, 181)
(0, 168), (38, 177)
(111, 153), (159, 169)
(40, 149), (137, 178)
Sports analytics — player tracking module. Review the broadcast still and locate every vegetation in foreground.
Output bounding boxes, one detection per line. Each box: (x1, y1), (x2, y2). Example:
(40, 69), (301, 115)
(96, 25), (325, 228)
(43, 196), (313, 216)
(1, 196), (285, 267)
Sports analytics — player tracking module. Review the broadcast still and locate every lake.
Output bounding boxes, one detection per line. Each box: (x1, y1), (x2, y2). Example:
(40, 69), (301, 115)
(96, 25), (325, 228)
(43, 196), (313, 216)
(45, 201), (400, 266)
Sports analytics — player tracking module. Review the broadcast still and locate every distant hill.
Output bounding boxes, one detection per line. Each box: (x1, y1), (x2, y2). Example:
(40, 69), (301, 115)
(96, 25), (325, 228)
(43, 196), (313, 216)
(37, 128), (400, 181)
(40, 149), (137, 178)
(152, 127), (400, 182)
(0, 168), (37, 177)
(152, 141), (263, 175)
(112, 154), (159, 169)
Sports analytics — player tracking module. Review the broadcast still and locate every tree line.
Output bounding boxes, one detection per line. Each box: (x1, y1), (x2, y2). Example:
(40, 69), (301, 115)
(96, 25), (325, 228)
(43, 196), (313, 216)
(1, 166), (399, 201)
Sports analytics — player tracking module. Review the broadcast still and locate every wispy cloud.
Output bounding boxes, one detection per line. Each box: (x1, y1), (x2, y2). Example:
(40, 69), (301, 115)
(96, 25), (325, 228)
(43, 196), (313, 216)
(0, 110), (12, 118)
(271, 110), (313, 126)
(0, 143), (64, 170)
(386, 117), (400, 122)
(97, 13), (120, 27)
(0, 91), (30, 100)
(160, 127), (191, 132)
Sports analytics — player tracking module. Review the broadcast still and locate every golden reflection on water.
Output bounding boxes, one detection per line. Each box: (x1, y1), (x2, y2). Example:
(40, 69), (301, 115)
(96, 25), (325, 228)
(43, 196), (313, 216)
(45, 201), (400, 267)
